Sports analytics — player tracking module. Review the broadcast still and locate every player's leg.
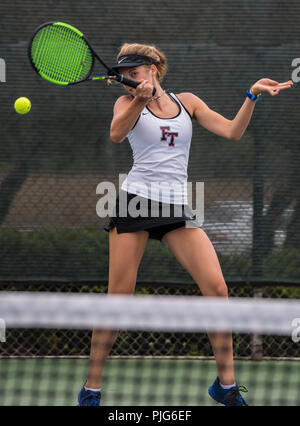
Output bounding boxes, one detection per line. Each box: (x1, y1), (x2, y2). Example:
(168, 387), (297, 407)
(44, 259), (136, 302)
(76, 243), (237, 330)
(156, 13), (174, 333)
(84, 227), (149, 391)
(162, 226), (247, 405)
(162, 227), (234, 382)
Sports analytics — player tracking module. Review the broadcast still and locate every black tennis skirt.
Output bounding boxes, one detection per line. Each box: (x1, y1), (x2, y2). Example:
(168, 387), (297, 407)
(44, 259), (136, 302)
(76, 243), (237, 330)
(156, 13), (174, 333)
(104, 191), (201, 241)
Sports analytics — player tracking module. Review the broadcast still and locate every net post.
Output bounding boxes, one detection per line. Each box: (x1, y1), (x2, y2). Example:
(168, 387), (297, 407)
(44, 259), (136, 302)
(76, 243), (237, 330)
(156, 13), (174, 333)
(251, 125), (265, 361)
(251, 286), (264, 360)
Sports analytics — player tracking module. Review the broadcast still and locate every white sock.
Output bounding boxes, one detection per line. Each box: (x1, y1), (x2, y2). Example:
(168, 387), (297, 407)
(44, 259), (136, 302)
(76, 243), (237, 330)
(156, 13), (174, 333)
(220, 382), (236, 389)
(84, 386), (101, 393)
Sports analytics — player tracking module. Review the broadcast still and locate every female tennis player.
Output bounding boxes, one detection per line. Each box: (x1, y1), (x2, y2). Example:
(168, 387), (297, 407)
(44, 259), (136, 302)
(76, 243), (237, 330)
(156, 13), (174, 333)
(78, 44), (293, 406)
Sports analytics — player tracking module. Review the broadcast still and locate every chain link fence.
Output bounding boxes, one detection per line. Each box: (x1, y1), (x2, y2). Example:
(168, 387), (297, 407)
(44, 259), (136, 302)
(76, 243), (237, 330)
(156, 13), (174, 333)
(1, 282), (300, 359)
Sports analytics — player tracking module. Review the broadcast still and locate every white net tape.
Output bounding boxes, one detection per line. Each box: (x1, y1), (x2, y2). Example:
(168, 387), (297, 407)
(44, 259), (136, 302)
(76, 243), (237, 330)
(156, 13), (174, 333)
(0, 292), (300, 335)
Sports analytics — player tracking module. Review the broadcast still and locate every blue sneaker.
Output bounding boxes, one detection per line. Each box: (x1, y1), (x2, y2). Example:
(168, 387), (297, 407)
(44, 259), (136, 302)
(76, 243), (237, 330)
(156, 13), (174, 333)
(78, 387), (101, 406)
(208, 377), (248, 406)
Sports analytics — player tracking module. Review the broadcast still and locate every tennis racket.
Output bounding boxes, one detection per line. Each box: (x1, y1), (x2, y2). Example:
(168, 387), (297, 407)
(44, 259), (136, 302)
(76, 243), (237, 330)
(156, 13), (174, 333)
(28, 21), (156, 95)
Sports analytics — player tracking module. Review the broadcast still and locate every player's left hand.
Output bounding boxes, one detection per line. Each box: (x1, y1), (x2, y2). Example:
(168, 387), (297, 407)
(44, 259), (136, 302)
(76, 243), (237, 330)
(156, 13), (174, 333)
(251, 78), (293, 96)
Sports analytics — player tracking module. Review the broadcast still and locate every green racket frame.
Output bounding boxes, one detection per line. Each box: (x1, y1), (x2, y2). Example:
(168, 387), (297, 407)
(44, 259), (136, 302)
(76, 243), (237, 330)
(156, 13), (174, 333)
(28, 21), (155, 93)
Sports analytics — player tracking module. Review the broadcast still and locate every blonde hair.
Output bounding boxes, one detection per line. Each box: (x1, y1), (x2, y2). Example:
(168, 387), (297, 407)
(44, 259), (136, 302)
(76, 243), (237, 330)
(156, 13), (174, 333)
(117, 43), (167, 83)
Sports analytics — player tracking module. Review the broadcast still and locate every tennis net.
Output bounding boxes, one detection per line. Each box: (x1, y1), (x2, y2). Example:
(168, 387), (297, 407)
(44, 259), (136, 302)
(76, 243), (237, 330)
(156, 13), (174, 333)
(0, 292), (300, 406)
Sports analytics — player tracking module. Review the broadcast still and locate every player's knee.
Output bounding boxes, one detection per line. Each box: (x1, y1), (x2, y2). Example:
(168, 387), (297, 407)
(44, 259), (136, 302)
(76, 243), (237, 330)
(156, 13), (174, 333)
(108, 276), (137, 294)
(206, 277), (228, 298)
(213, 279), (228, 297)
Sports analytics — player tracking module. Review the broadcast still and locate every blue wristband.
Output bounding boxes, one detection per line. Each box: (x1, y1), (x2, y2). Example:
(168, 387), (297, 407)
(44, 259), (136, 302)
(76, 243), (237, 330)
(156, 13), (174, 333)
(246, 90), (261, 102)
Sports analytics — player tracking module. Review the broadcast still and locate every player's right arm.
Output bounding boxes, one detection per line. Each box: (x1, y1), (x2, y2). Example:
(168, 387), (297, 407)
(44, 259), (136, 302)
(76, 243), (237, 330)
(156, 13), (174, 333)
(110, 80), (153, 143)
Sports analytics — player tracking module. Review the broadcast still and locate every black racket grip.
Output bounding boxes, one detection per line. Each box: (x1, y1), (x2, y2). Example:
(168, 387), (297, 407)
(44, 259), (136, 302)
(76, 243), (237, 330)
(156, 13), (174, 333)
(115, 74), (156, 96)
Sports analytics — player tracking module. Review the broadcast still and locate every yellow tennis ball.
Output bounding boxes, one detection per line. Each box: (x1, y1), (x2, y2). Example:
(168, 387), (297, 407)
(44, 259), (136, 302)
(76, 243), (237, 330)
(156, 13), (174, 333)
(14, 97), (31, 114)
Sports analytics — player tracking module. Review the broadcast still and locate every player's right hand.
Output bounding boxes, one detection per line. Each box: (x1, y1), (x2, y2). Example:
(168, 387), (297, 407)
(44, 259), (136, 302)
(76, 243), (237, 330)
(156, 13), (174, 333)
(134, 79), (154, 101)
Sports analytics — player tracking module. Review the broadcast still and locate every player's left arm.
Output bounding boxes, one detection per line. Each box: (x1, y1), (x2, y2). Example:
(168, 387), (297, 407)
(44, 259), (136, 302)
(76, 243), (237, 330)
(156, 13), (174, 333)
(181, 78), (293, 141)
(184, 93), (234, 140)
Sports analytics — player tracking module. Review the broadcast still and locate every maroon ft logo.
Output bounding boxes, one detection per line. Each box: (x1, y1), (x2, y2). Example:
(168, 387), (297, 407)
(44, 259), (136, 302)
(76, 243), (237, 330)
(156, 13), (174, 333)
(160, 126), (178, 147)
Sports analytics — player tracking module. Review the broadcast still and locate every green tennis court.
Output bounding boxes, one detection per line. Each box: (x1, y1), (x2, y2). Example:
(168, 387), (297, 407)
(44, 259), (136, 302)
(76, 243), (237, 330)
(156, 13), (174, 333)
(1, 358), (299, 406)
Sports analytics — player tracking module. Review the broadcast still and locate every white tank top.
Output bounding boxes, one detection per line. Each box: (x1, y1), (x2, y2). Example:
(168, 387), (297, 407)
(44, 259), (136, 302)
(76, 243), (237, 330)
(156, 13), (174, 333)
(121, 93), (193, 204)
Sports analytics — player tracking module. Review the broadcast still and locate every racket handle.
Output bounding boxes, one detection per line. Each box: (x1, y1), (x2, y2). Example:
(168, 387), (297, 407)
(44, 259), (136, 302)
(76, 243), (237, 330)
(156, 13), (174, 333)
(115, 74), (156, 96)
